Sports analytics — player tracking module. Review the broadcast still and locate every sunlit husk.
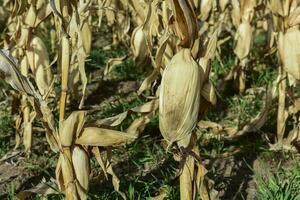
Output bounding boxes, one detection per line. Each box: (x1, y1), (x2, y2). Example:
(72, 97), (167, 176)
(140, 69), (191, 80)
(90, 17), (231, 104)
(72, 145), (90, 200)
(25, 4), (37, 27)
(234, 22), (252, 60)
(159, 49), (202, 147)
(200, 0), (213, 21)
(26, 36), (53, 96)
(278, 28), (300, 80)
(60, 111), (86, 147)
(131, 26), (149, 68)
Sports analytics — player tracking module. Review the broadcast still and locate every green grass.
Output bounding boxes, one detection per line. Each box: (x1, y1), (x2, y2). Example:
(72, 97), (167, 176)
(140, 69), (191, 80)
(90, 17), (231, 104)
(94, 95), (147, 131)
(87, 46), (145, 81)
(255, 156), (300, 200)
(0, 111), (15, 157)
(111, 58), (145, 81)
(87, 47), (128, 72)
(7, 182), (17, 200)
(86, 135), (178, 200)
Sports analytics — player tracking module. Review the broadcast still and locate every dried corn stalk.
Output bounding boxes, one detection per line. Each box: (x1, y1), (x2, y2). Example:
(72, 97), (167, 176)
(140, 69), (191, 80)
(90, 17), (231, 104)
(156, 0), (221, 199)
(269, 0), (300, 143)
(3, 1), (45, 153)
(232, 0), (256, 93)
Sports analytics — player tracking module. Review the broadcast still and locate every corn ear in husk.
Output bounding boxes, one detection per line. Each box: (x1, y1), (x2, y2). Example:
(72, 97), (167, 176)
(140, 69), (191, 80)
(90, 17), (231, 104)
(278, 28), (300, 80)
(131, 25), (149, 70)
(159, 48), (202, 147)
(72, 145), (90, 200)
(26, 36), (53, 96)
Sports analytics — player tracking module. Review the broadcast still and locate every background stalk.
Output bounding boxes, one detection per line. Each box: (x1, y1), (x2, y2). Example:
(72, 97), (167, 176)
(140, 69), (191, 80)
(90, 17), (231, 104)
(59, 35), (70, 122)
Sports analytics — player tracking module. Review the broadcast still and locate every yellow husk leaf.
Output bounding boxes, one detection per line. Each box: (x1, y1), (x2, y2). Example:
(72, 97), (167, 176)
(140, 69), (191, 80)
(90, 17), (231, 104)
(240, 0), (256, 22)
(220, 0), (229, 11)
(60, 111), (86, 147)
(80, 20), (92, 55)
(269, 0), (290, 17)
(200, 0), (213, 21)
(231, 0), (241, 28)
(105, 0), (116, 26)
(56, 154), (65, 191)
(25, 4), (37, 27)
(288, 7), (300, 27)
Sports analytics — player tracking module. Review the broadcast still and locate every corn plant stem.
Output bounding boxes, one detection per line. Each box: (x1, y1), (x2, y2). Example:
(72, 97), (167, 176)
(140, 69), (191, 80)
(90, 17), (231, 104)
(180, 154), (194, 200)
(277, 66), (286, 143)
(59, 91), (68, 121)
(239, 59), (247, 93)
(14, 119), (21, 149)
(23, 103), (32, 152)
(59, 35), (70, 122)
(21, 27), (32, 152)
(61, 148), (78, 200)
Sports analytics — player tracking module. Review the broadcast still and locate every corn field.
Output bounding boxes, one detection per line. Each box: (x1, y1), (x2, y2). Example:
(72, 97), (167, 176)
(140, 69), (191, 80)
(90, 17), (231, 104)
(1, 0), (300, 199)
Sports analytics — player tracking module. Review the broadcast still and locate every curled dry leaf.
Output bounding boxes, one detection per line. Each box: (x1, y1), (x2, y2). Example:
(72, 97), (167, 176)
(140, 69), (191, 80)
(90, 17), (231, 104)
(34, 2), (52, 27)
(104, 55), (128, 76)
(126, 115), (151, 137)
(17, 178), (58, 200)
(97, 99), (158, 127)
(171, 0), (198, 48)
(0, 49), (35, 96)
(76, 127), (137, 147)
(201, 82), (216, 105)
